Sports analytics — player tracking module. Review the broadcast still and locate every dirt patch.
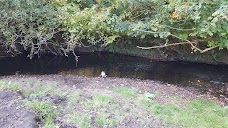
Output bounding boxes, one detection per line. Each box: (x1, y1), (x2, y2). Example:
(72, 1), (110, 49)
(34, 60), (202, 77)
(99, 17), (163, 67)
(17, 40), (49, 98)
(0, 91), (38, 128)
(9, 74), (224, 105)
(1, 74), (226, 106)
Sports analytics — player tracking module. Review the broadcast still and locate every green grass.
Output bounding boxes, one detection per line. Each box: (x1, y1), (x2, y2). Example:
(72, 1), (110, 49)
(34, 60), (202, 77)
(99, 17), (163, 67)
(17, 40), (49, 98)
(95, 112), (117, 126)
(67, 92), (80, 106)
(113, 87), (137, 98)
(65, 92), (119, 127)
(141, 96), (228, 128)
(93, 93), (113, 104)
(42, 123), (57, 128)
(21, 82), (57, 98)
(1, 79), (227, 128)
(84, 93), (113, 109)
(0, 80), (19, 91)
(24, 100), (58, 124)
(66, 113), (91, 128)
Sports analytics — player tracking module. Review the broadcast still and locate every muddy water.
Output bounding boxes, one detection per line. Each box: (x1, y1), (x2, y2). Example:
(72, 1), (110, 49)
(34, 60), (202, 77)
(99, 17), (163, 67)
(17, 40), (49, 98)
(0, 53), (227, 100)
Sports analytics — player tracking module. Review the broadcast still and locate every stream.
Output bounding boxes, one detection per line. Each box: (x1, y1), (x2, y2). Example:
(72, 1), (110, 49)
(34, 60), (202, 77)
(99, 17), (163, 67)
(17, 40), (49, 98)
(0, 53), (227, 101)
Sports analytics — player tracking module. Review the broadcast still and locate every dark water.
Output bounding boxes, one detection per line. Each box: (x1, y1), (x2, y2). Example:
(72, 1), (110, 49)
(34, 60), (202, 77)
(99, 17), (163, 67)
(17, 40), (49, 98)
(0, 53), (227, 100)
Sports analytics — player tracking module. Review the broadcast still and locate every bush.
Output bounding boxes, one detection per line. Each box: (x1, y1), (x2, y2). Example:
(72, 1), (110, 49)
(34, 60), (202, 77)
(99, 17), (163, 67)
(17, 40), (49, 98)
(0, 0), (62, 58)
(0, 0), (227, 58)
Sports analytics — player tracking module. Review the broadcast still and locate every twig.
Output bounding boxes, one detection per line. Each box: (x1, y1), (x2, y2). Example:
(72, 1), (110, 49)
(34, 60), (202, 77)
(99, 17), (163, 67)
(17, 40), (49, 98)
(166, 26), (195, 31)
(72, 50), (79, 67)
(136, 29), (219, 53)
(137, 42), (194, 49)
(191, 45), (219, 53)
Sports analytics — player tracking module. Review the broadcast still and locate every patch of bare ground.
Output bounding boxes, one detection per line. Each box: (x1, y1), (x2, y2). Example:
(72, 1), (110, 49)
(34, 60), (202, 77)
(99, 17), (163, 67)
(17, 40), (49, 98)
(6, 74), (224, 105)
(0, 91), (38, 128)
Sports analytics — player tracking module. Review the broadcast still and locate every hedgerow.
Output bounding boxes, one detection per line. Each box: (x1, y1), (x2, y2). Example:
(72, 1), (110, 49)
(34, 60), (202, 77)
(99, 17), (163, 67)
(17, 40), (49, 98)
(0, 0), (227, 58)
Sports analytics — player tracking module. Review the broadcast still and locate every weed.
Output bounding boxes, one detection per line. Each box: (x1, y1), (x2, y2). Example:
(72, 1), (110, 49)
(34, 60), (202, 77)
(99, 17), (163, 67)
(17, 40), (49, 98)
(113, 87), (137, 98)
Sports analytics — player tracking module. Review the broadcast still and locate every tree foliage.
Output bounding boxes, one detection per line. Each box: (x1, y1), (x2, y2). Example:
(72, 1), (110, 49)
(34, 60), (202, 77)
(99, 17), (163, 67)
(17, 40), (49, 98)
(0, 0), (60, 58)
(0, 0), (227, 57)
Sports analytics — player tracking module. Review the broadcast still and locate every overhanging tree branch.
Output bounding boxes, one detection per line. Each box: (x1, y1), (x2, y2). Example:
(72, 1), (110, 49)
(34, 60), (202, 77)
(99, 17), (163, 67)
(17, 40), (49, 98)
(136, 29), (219, 53)
(137, 42), (194, 49)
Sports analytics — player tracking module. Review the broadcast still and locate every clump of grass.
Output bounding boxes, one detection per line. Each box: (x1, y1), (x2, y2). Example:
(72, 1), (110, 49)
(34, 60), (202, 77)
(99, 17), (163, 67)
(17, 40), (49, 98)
(68, 92), (80, 105)
(93, 93), (112, 105)
(0, 80), (19, 91)
(21, 82), (57, 98)
(66, 92), (80, 111)
(95, 112), (117, 126)
(84, 93), (113, 109)
(66, 113), (91, 128)
(113, 87), (137, 98)
(24, 100), (58, 125)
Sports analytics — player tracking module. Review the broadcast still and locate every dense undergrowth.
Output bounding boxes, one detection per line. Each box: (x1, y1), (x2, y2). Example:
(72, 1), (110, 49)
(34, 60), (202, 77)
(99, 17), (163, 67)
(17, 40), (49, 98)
(0, 0), (227, 58)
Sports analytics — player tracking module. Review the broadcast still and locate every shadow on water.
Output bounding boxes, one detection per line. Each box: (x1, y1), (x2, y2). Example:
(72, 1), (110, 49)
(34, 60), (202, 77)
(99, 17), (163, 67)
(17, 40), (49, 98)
(0, 53), (227, 101)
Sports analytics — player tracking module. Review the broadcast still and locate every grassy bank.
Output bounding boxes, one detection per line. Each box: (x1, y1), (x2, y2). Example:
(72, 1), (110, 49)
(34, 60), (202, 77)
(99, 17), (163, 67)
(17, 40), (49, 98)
(0, 76), (227, 128)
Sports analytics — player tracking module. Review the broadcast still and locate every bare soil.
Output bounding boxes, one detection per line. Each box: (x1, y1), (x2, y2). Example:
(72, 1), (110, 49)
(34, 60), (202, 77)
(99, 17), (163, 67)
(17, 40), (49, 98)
(0, 91), (38, 128)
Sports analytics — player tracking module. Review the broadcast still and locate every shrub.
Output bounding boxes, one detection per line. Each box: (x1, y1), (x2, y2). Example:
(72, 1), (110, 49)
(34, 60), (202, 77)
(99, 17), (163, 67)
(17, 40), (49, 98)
(0, 0), (227, 58)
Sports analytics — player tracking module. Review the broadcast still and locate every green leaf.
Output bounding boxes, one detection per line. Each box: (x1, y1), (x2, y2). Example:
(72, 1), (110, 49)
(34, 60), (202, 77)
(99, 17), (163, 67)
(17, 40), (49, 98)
(105, 35), (119, 46)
